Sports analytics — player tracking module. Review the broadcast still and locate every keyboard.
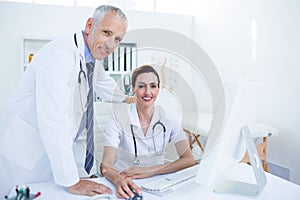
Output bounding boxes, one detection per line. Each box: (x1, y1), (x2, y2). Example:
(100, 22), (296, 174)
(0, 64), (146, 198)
(141, 165), (199, 196)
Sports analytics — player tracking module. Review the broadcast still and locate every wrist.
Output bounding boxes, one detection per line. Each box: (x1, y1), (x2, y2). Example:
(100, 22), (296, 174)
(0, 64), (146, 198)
(153, 164), (166, 175)
(125, 95), (136, 104)
(114, 174), (126, 186)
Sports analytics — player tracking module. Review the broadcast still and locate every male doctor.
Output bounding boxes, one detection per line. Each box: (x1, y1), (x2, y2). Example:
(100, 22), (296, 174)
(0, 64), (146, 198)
(0, 5), (132, 197)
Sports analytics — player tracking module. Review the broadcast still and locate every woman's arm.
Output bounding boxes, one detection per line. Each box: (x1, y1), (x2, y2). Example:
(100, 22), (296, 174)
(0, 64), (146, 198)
(121, 140), (195, 179)
(100, 146), (141, 199)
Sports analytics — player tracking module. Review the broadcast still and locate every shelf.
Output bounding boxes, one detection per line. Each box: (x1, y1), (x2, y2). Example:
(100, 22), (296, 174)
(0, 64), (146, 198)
(22, 37), (52, 71)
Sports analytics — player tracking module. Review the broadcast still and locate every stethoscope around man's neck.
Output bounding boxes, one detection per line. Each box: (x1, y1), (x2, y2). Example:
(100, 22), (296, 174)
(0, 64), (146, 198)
(74, 33), (88, 112)
(130, 118), (166, 166)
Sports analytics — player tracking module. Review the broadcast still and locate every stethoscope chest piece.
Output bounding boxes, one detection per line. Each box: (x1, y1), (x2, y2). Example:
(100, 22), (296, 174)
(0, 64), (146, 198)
(133, 157), (140, 166)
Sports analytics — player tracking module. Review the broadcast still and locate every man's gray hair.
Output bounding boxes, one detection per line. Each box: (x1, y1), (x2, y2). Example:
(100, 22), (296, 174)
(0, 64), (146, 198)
(93, 5), (127, 26)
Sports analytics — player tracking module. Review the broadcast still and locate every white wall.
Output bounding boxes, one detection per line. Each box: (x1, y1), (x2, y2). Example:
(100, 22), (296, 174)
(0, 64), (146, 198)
(0, 2), (91, 113)
(1, 0), (300, 185)
(192, 0), (300, 185)
(0, 2), (194, 113)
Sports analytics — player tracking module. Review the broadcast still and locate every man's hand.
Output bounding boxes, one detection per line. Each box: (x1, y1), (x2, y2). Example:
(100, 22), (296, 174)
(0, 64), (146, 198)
(67, 180), (112, 196)
(125, 96), (136, 104)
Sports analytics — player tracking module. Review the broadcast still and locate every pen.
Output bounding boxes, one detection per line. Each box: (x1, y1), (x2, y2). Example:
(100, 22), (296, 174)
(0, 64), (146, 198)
(16, 193), (23, 200)
(34, 192), (41, 198)
(15, 185), (19, 195)
(17, 185), (28, 200)
(26, 187), (30, 198)
(15, 185), (21, 200)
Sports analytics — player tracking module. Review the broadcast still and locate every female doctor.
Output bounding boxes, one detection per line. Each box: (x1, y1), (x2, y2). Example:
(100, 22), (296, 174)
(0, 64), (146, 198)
(100, 65), (196, 199)
(0, 5), (132, 197)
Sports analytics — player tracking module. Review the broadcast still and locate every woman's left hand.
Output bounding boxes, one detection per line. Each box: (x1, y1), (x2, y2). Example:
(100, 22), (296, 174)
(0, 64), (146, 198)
(121, 166), (158, 179)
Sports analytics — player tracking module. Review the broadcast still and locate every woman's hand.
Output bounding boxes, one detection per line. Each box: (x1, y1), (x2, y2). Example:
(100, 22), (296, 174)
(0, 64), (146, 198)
(67, 179), (112, 196)
(101, 147), (142, 199)
(121, 166), (158, 179)
(115, 176), (141, 199)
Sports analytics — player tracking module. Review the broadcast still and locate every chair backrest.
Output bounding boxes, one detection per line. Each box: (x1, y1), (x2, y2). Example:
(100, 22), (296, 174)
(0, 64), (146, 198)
(94, 102), (117, 163)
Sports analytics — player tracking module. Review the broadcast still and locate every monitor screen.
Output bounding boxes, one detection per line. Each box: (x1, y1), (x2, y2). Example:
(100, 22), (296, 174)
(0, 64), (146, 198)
(195, 80), (266, 188)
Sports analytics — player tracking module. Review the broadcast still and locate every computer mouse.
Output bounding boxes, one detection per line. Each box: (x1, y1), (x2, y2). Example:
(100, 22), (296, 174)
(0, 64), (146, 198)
(126, 190), (143, 200)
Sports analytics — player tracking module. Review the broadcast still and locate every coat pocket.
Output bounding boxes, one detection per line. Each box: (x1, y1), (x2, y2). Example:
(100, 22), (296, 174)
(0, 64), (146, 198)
(0, 116), (44, 170)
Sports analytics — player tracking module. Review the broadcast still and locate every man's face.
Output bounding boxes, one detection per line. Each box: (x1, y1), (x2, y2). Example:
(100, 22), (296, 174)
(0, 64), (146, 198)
(85, 12), (127, 60)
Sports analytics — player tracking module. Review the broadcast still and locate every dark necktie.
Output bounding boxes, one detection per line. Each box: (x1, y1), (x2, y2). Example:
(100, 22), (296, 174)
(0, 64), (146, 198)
(84, 62), (95, 174)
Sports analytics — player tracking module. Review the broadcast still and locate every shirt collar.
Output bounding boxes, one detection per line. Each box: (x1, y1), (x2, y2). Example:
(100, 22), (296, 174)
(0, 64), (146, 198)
(128, 104), (161, 128)
(128, 104), (140, 127)
(82, 30), (95, 63)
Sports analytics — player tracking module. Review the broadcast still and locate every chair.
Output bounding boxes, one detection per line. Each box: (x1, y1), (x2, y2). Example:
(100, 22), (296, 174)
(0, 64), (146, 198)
(93, 102), (128, 176)
(94, 102), (115, 164)
(240, 122), (280, 172)
(72, 102), (116, 178)
(181, 111), (212, 160)
(181, 111), (280, 171)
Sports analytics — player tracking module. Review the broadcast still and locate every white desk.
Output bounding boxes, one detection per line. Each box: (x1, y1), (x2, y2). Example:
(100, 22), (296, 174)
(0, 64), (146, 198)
(9, 163), (300, 200)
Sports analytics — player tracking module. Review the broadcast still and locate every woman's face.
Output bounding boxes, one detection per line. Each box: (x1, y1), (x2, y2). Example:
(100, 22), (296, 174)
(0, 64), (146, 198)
(133, 72), (160, 108)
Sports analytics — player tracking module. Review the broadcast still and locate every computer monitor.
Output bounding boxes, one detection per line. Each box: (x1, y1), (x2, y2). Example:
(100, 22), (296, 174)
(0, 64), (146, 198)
(195, 80), (267, 196)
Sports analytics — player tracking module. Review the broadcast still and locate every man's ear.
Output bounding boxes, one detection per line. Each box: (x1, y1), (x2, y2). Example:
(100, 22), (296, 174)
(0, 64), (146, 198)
(84, 18), (94, 35)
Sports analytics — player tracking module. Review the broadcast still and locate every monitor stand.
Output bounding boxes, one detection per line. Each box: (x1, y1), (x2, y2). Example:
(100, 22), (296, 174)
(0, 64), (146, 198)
(214, 126), (267, 196)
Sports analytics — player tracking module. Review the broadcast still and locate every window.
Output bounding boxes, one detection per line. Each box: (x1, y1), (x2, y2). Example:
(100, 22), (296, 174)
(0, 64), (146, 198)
(0, 0), (200, 15)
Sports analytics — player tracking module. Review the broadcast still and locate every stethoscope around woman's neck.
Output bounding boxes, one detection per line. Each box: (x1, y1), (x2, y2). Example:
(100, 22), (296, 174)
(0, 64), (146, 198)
(130, 116), (166, 166)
